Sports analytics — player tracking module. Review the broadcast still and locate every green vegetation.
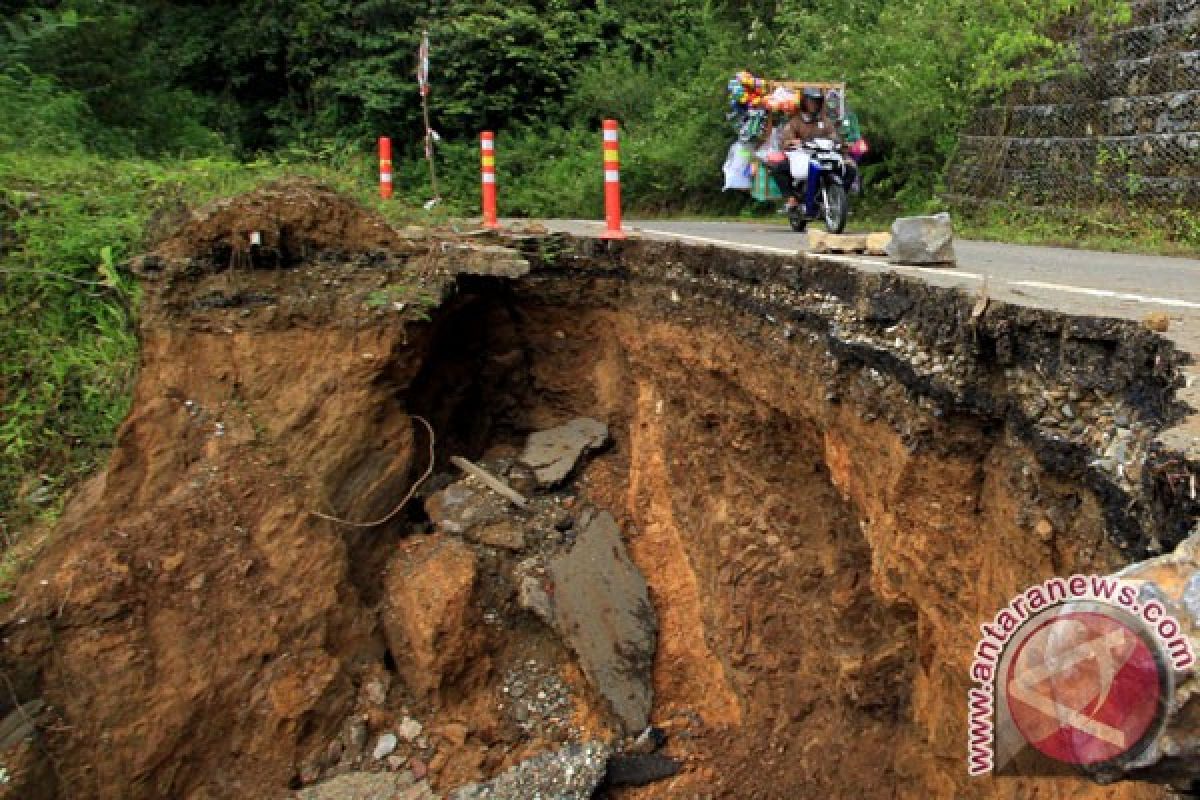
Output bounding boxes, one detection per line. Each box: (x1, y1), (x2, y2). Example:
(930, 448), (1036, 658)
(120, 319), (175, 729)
(365, 283), (440, 318)
(1, 0), (1188, 584)
(957, 204), (1200, 258)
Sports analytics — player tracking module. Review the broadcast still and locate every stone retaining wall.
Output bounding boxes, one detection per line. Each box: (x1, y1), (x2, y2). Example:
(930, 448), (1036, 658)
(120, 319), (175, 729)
(947, 0), (1199, 211)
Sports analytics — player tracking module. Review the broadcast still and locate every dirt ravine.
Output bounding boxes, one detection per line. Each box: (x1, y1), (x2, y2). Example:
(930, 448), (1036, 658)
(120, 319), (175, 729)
(1, 184), (1194, 799)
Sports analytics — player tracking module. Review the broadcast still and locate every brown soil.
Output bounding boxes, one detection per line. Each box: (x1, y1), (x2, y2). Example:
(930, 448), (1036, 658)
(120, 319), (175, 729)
(0, 187), (1179, 800)
(149, 178), (416, 268)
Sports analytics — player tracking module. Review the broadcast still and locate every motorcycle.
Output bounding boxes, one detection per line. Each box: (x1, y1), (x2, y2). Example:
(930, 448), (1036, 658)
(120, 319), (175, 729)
(783, 138), (851, 234)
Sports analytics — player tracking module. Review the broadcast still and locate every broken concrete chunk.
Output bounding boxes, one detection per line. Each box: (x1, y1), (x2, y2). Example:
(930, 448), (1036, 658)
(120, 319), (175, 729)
(424, 481), (504, 535)
(442, 242), (531, 278)
(514, 557), (554, 624)
(886, 213), (956, 266)
(448, 741), (610, 800)
(382, 535), (482, 697)
(808, 231), (868, 254)
(546, 512), (657, 733)
(519, 418), (610, 488)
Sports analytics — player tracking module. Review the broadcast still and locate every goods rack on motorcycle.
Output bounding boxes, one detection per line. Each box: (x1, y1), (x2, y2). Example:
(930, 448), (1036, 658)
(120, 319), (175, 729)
(723, 73), (866, 234)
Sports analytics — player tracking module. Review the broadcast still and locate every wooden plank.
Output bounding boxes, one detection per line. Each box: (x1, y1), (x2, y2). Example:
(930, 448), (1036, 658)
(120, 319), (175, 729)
(450, 456), (529, 509)
(866, 232), (892, 256)
(808, 231), (868, 254)
(808, 231), (893, 256)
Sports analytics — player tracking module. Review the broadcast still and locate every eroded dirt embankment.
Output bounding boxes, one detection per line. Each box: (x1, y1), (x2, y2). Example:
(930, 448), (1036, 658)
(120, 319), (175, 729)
(1, 184), (1195, 800)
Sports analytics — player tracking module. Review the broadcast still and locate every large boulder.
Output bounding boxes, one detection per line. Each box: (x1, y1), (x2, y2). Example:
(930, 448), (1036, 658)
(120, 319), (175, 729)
(886, 212), (957, 266)
(545, 512), (657, 733)
(382, 535), (482, 697)
(447, 741), (610, 800)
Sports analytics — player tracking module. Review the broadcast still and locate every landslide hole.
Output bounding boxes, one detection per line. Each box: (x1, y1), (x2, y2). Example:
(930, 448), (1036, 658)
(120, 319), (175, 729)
(365, 281), (933, 796)
(404, 289), (540, 465)
(326, 265), (1123, 800)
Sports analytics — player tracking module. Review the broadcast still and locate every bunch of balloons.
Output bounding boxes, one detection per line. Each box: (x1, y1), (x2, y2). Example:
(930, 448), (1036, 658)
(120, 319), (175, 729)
(727, 71), (767, 113)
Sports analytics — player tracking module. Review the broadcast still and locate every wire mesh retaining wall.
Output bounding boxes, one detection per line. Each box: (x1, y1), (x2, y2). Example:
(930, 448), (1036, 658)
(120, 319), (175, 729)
(968, 91), (1200, 138)
(947, 1), (1200, 213)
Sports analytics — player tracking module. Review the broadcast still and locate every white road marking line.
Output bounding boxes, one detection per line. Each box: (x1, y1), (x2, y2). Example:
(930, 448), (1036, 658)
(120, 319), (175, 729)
(1010, 280), (1200, 310)
(813, 253), (887, 269)
(895, 265), (985, 281)
(635, 227), (800, 256)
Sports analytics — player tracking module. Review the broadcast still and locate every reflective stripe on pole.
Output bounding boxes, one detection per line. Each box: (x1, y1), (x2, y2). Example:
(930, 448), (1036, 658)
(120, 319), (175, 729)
(601, 119), (625, 239)
(379, 136), (393, 200)
(481, 131), (499, 229)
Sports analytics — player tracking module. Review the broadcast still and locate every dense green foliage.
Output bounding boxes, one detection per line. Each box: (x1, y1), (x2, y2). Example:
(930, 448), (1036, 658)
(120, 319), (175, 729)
(0, 145), (385, 538)
(3, 0), (1180, 559)
(3, 0), (1134, 208)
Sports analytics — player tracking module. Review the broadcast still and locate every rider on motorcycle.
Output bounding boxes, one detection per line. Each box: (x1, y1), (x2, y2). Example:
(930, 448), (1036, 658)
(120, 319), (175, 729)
(768, 87), (841, 219)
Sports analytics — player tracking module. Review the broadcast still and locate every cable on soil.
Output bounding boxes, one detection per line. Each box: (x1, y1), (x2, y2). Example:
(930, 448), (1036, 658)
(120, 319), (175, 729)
(309, 415), (435, 528)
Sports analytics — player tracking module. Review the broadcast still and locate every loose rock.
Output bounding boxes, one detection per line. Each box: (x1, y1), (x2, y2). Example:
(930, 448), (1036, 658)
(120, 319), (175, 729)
(886, 213), (957, 266)
(514, 558), (554, 625)
(1143, 312), (1170, 332)
(398, 716), (423, 743)
(518, 418), (609, 487)
(425, 481), (504, 536)
(382, 535), (482, 697)
(372, 733), (398, 761)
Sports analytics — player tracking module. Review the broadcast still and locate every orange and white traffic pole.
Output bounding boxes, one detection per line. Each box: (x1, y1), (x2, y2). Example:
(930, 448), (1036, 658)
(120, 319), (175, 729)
(481, 131), (499, 229)
(601, 119), (625, 239)
(378, 136), (393, 200)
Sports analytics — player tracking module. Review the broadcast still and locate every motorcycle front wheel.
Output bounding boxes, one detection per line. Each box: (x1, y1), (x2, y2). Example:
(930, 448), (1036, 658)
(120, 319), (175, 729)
(822, 183), (849, 234)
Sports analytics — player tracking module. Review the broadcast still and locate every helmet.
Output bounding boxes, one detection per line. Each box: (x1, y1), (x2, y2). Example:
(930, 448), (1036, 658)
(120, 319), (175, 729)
(801, 87), (824, 111)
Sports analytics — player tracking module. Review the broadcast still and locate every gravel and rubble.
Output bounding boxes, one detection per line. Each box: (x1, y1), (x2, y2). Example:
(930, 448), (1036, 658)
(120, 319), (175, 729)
(498, 661), (574, 738)
(290, 413), (661, 797)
